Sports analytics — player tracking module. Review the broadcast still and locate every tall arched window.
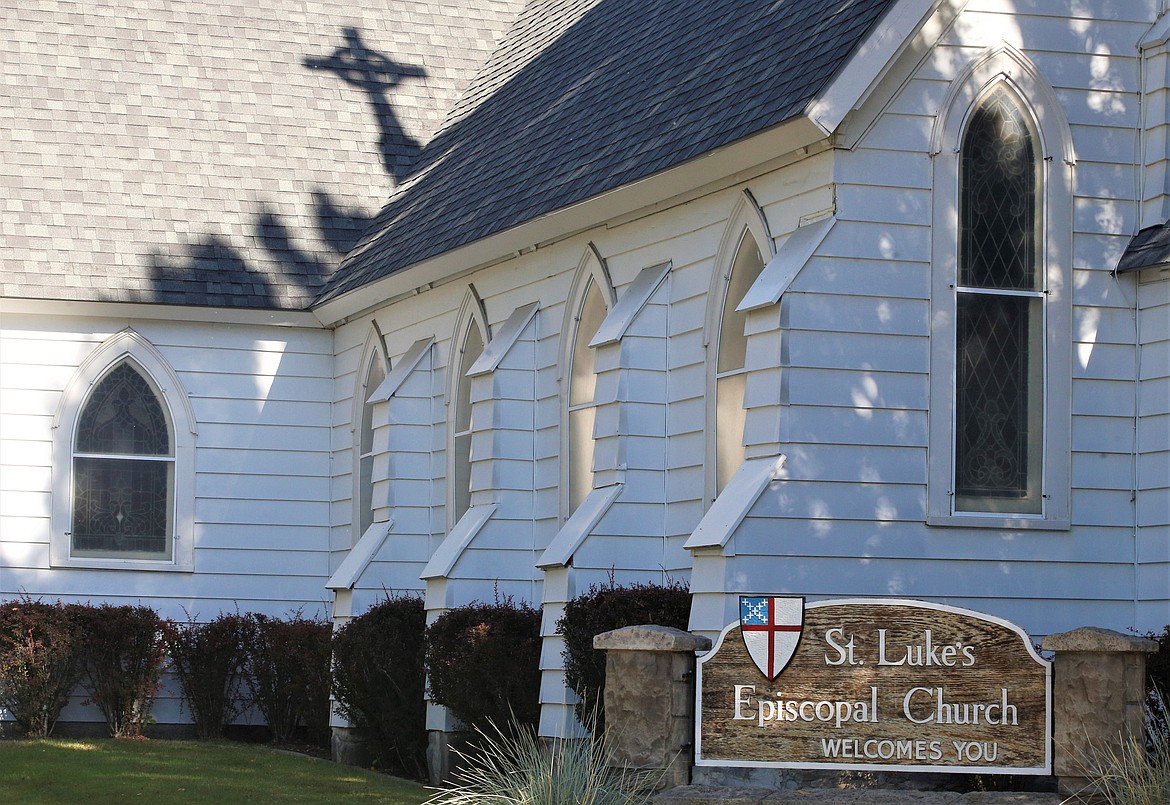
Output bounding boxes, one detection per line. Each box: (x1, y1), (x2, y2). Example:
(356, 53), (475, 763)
(71, 360), (175, 559)
(450, 312), (486, 525)
(356, 350), (387, 539)
(954, 88), (1043, 514)
(712, 230), (766, 496)
(561, 249), (614, 520)
(927, 46), (1073, 529)
(566, 278), (608, 514)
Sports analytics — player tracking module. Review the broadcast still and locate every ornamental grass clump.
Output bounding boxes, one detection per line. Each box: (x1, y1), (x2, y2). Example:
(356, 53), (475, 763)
(332, 595), (428, 779)
(424, 719), (661, 805)
(166, 612), (254, 739)
(75, 603), (169, 738)
(1084, 726), (1170, 805)
(0, 597), (84, 738)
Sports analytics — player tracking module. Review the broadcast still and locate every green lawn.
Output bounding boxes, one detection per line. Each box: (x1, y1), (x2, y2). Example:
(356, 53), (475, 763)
(0, 739), (432, 805)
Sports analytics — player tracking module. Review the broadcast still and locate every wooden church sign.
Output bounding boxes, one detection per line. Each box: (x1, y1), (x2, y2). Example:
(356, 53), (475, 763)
(696, 598), (1051, 774)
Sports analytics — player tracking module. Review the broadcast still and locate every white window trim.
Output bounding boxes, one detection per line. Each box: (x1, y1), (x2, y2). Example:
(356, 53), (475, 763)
(51, 329), (197, 570)
(927, 45), (1073, 530)
(446, 285), (490, 531)
(704, 190), (775, 506)
(559, 244), (616, 522)
(353, 324), (388, 545)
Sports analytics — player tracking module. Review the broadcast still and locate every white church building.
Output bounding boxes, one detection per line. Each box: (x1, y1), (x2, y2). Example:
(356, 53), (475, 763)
(1, 0), (1168, 738)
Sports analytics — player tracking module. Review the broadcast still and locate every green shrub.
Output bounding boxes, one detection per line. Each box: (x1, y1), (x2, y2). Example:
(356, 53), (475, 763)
(425, 599), (542, 735)
(74, 604), (169, 738)
(167, 612), (254, 739)
(245, 612), (332, 744)
(0, 598), (84, 738)
(424, 718), (661, 805)
(557, 579), (690, 731)
(332, 595), (428, 778)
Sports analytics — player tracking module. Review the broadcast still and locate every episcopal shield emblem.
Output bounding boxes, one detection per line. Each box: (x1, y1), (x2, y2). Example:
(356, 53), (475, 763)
(739, 596), (804, 680)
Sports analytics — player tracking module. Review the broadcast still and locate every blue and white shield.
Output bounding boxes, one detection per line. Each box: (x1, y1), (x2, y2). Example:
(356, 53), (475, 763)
(739, 596), (804, 680)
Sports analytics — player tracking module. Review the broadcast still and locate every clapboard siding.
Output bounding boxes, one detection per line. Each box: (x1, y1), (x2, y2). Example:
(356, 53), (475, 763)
(0, 316), (333, 620)
(1136, 274), (1169, 628)
(731, 516), (1133, 564)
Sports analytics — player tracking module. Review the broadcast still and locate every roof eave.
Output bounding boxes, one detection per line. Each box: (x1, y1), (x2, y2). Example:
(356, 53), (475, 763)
(312, 114), (827, 327)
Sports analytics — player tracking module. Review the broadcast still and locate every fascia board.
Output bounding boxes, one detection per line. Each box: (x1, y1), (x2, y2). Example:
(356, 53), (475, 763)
(327, 520), (394, 591)
(684, 455), (786, 551)
(421, 503), (497, 580)
(468, 301), (539, 376)
(590, 262), (671, 347)
(312, 116), (827, 327)
(369, 336), (434, 402)
(805, 0), (943, 135)
(0, 297), (322, 328)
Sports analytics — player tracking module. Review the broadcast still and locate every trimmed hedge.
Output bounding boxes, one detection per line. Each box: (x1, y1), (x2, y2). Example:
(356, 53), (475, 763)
(246, 613), (332, 744)
(425, 599), (542, 735)
(74, 604), (170, 738)
(167, 612), (253, 739)
(0, 598), (84, 738)
(557, 579), (691, 730)
(332, 595), (427, 779)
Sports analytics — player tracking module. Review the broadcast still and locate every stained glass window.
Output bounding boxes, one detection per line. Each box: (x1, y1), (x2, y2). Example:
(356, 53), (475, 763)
(954, 89), (1044, 514)
(72, 361), (174, 558)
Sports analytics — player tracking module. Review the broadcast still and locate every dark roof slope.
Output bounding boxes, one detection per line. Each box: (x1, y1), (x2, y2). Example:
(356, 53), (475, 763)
(317, 0), (895, 305)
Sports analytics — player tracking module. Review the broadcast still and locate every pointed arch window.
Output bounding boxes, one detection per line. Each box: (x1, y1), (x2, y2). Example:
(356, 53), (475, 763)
(356, 352), (387, 539)
(954, 89), (1044, 513)
(713, 231), (766, 496)
(71, 361), (175, 559)
(927, 47), (1073, 530)
(451, 321), (485, 524)
(566, 278), (608, 514)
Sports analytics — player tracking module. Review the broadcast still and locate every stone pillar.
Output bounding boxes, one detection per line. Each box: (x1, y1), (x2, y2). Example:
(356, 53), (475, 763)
(1042, 626), (1158, 798)
(593, 625), (712, 790)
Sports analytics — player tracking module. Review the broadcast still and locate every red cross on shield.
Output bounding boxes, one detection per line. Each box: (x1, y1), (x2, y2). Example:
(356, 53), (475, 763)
(739, 596), (804, 680)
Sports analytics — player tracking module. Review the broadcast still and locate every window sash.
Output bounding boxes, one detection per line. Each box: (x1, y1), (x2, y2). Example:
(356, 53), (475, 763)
(952, 291), (1044, 514)
(72, 455), (174, 559)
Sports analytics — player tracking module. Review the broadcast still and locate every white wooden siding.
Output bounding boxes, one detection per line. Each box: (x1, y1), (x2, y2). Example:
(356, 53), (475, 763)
(1137, 271), (1170, 630)
(0, 316), (333, 619)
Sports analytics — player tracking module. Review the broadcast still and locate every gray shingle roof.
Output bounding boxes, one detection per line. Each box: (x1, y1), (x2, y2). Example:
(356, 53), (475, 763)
(316, 0), (895, 305)
(0, 1), (520, 310)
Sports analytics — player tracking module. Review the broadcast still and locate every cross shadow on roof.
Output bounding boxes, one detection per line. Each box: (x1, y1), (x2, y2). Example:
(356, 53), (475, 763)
(304, 27), (427, 184)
